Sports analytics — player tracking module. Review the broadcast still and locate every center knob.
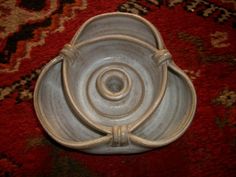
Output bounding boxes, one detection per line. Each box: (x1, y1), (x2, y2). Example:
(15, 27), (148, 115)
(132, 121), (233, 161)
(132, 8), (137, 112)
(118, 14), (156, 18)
(96, 67), (132, 101)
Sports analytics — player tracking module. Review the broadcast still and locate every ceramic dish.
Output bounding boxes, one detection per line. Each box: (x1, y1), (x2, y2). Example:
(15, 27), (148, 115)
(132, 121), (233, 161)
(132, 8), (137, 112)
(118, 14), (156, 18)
(34, 12), (197, 154)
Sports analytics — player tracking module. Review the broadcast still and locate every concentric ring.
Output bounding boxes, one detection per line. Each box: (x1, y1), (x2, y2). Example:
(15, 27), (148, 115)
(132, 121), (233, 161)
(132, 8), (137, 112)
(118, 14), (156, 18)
(96, 66), (132, 101)
(87, 63), (144, 119)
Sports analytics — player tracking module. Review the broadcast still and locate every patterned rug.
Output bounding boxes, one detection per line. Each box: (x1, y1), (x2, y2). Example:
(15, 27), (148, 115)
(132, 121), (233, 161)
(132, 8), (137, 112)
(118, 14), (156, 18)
(0, 0), (236, 177)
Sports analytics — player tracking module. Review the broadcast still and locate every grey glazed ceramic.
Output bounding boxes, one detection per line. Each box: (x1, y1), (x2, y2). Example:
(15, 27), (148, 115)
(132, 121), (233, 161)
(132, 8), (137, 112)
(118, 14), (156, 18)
(34, 12), (197, 154)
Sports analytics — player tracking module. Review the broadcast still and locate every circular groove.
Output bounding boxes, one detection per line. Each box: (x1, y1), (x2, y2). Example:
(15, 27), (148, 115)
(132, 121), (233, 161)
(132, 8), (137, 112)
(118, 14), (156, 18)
(87, 63), (145, 119)
(96, 67), (132, 101)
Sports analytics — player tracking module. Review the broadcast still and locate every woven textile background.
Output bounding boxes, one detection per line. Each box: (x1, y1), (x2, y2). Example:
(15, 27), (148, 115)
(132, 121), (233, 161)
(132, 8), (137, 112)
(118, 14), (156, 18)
(0, 0), (236, 177)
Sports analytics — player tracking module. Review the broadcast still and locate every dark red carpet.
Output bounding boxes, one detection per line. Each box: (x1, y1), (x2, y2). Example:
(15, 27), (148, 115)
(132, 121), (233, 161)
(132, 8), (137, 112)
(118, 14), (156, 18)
(0, 0), (236, 177)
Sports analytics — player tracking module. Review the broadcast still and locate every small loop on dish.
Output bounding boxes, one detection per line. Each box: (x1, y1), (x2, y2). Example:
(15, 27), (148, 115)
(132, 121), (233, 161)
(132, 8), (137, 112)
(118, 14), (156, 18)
(153, 49), (172, 66)
(60, 44), (77, 63)
(111, 125), (129, 146)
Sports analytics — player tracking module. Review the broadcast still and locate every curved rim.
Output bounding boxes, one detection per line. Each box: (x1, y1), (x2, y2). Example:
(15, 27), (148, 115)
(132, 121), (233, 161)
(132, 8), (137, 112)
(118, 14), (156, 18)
(129, 62), (197, 147)
(33, 56), (112, 149)
(70, 12), (165, 49)
(62, 34), (168, 134)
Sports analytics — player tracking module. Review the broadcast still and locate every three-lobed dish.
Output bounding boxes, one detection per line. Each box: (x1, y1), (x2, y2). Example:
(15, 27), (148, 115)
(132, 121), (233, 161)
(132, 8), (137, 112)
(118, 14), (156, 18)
(34, 12), (196, 154)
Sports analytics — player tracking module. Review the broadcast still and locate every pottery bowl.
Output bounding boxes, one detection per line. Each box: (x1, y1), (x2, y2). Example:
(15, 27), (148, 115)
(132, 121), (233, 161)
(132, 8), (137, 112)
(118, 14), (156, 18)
(34, 12), (196, 154)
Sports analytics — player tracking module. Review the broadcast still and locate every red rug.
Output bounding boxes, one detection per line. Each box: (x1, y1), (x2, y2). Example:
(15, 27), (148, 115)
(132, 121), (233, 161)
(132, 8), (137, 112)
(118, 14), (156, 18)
(0, 0), (236, 177)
